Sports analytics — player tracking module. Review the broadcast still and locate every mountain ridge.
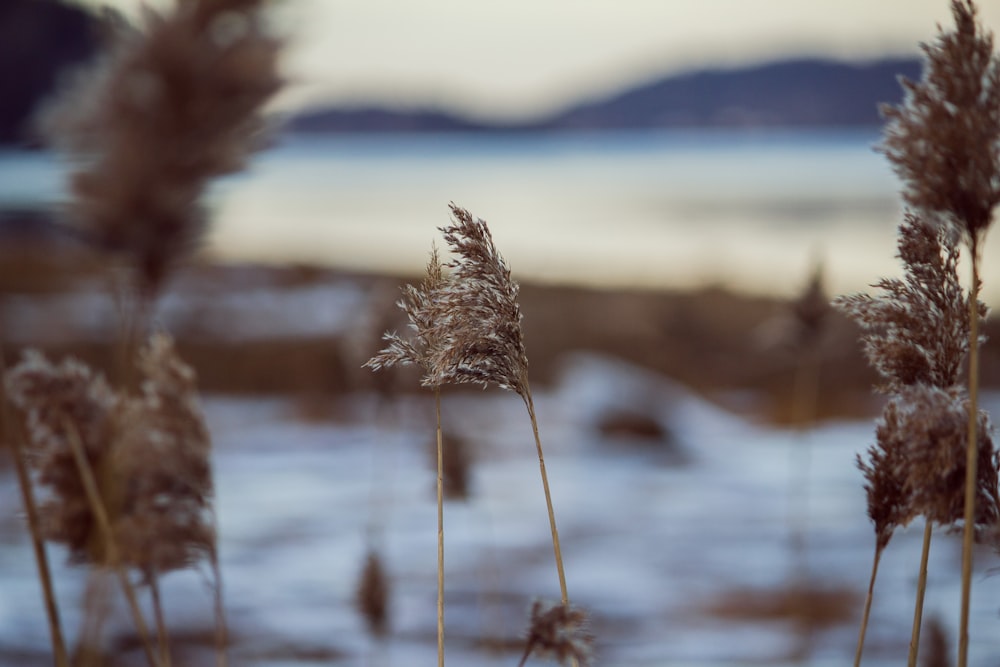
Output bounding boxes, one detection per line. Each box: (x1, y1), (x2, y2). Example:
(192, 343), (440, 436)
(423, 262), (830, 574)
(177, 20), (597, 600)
(289, 56), (922, 134)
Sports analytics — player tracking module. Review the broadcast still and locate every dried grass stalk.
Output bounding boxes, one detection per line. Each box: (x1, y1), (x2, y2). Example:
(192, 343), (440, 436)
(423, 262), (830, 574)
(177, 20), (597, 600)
(367, 205), (589, 663)
(837, 160), (998, 667)
(434, 205), (571, 601)
(365, 247), (447, 665)
(0, 348), (68, 667)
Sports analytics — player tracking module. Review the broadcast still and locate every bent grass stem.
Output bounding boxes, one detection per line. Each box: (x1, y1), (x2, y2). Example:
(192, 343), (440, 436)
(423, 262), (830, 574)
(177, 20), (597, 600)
(854, 546), (883, 667)
(63, 419), (159, 667)
(959, 243), (981, 667)
(435, 388), (445, 667)
(522, 389), (568, 605)
(908, 520), (933, 667)
(2, 347), (68, 667)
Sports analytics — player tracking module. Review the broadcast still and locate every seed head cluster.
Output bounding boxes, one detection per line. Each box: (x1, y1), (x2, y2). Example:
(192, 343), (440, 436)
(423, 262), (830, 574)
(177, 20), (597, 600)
(837, 0), (1000, 553)
(366, 204), (530, 397)
(837, 214), (978, 395)
(5, 335), (216, 579)
(880, 0), (1000, 242)
(838, 215), (999, 547)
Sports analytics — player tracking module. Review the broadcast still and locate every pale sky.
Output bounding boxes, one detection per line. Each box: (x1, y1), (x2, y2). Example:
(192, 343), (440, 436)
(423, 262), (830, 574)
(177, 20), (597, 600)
(71, 1), (1000, 121)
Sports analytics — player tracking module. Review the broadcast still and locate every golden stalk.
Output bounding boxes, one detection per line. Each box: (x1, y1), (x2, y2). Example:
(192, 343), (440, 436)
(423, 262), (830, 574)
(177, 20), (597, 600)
(63, 419), (159, 667)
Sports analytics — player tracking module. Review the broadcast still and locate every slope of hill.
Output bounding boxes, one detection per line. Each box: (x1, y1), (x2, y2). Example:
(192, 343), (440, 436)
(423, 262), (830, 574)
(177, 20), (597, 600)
(541, 57), (921, 130)
(290, 57), (922, 134)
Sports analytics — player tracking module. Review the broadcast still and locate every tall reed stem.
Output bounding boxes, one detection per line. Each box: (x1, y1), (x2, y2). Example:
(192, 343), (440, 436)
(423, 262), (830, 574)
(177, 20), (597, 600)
(908, 520), (933, 667)
(521, 386), (568, 604)
(789, 344), (819, 578)
(854, 546), (883, 667)
(150, 575), (172, 667)
(63, 419), (159, 667)
(210, 550), (229, 667)
(1, 348), (68, 667)
(435, 387), (445, 667)
(958, 241), (981, 667)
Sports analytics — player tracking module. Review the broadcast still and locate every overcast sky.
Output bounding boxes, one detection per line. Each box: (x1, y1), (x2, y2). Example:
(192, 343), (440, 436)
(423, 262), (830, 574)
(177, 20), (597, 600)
(71, 1), (1000, 120)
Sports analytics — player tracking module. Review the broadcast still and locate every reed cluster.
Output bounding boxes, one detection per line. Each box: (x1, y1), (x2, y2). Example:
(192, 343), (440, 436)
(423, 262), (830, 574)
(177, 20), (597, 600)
(366, 204), (594, 666)
(2, 0), (281, 665)
(836, 2), (1000, 665)
(11, 0), (1000, 665)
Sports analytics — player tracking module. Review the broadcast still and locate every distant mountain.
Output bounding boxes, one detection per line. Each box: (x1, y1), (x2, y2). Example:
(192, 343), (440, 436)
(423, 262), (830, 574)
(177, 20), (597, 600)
(290, 56), (922, 134)
(287, 106), (497, 134)
(542, 57), (922, 130)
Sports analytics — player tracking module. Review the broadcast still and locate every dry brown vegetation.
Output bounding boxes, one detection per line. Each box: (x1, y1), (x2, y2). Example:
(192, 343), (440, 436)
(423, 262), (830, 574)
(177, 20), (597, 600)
(5, 0), (1000, 665)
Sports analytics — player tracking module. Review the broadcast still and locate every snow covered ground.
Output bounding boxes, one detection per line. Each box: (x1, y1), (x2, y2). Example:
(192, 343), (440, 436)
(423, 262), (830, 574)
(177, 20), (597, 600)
(3, 353), (1000, 666)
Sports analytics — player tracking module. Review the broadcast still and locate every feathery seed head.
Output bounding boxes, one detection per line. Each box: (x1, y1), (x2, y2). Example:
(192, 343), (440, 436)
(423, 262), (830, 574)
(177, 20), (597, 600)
(882, 385), (999, 530)
(113, 334), (216, 579)
(365, 245), (448, 384)
(4, 337), (217, 577)
(42, 0), (282, 295)
(430, 204), (530, 395)
(834, 213), (981, 393)
(879, 0), (1000, 241)
(5, 351), (118, 560)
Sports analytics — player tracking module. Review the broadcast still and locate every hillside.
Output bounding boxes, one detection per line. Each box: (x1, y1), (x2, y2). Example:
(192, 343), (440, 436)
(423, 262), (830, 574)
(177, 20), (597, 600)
(290, 57), (922, 134)
(541, 57), (921, 130)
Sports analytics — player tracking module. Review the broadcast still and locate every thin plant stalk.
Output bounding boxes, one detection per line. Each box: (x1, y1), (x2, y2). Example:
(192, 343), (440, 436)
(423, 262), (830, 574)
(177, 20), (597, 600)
(115, 287), (151, 391)
(789, 343), (820, 578)
(210, 550), (229, 667)
(78, 570), (112, 667)
(150, 574), (172, 667)
(435, 387), (445, 667)
(525, 385), (574, 667)
(63, 419), (159, 667)
(854, 546), (884, 667)
(522, 385), (568, 605)
(1, 348), (68, 667)
(908, 520), (933, 667)
(959, 241), (981, 667)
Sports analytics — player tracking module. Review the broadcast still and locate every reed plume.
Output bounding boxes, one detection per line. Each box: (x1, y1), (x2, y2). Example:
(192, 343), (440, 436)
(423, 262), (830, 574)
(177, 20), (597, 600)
(5, 352), (118, 559)
(0, 348), (68, 666)
(836, 214), (973, 395)
(877, 3), (1000, 662)
(367, 205), (591, 664)
(433, 204), (589, 664)
(836, 212), (998, 666)
(41, 0), (282, 298)
(113, 334), (220, 666)
(5, 335), (222, 667)
(427, 205), (529, 395)
(5, 349), (157, 665)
